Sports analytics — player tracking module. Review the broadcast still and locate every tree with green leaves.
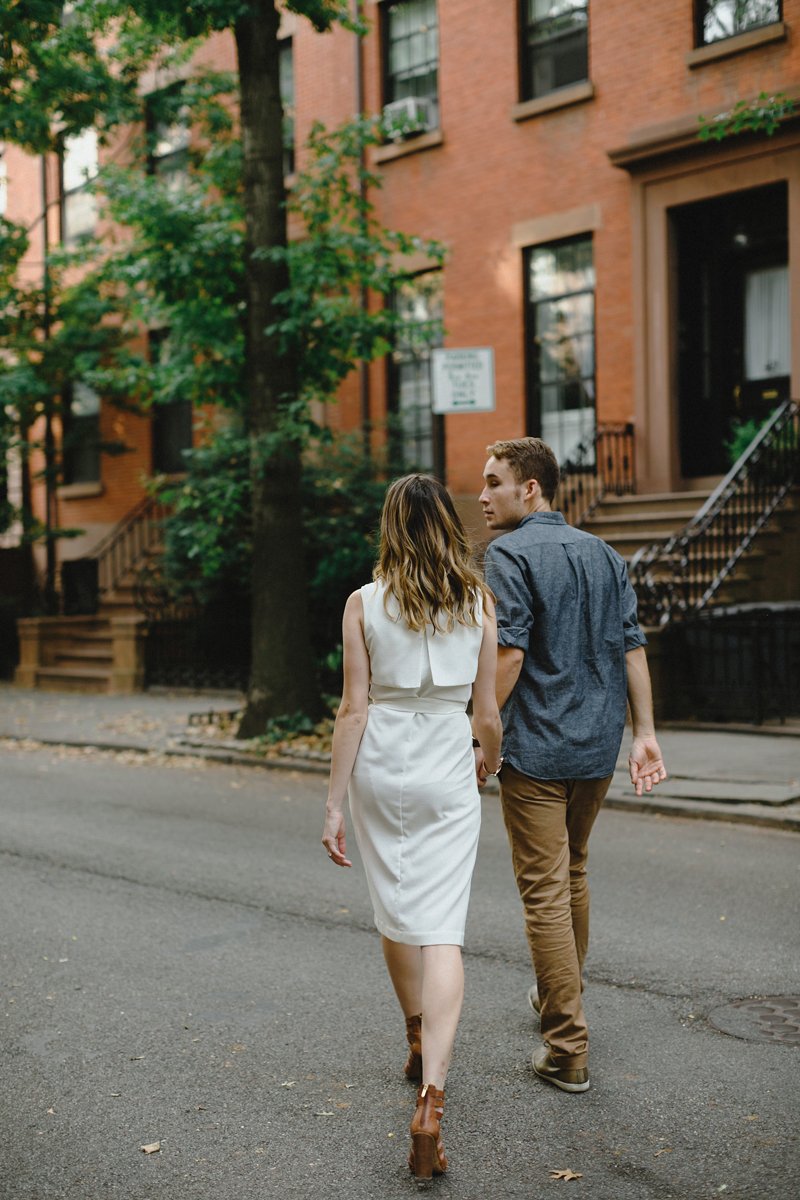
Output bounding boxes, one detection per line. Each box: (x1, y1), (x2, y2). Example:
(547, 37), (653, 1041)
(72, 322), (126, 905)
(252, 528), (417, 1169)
(0, 216), (131, 606)
(0, 1), (443, 732)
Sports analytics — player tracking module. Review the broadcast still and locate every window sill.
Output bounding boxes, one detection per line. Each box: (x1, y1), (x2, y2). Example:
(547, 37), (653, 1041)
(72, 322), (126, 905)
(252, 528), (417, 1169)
(512, 80), (594, 123)
(686, 22), (786, 68)
(58, 481), (104, 500)
(373, 129), (444, 164)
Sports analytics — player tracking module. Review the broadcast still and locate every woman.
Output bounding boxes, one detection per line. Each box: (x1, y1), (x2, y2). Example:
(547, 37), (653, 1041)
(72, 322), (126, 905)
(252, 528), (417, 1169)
(322, 474), (503, 1182)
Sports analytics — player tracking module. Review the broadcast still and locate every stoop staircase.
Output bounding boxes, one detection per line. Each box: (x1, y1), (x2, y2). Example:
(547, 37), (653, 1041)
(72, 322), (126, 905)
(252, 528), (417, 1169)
(580, 488), (791, 609)
(559, 404), (799, 623)
(18, 496), (167, 693)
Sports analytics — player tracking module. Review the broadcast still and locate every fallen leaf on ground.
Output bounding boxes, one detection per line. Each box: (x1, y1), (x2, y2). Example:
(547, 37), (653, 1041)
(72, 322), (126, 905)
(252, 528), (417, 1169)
(140, 1142), (161, 1154)
(314, 1111), (334, 1117)
(280, 1081), (295, 1088)
(654, 1148), (672, 1157)
(550, 1168), (582, 1181)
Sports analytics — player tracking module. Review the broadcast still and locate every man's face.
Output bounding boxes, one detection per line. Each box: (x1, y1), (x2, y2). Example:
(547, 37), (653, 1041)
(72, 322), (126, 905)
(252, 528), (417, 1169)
(479, 456), (531, 530)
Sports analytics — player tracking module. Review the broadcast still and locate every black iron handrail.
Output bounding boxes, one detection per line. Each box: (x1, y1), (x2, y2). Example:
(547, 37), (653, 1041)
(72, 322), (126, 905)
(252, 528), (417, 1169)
(629, 399), (799, 626)
(557, 422), (636, 525)
(89, 492), (169, 597)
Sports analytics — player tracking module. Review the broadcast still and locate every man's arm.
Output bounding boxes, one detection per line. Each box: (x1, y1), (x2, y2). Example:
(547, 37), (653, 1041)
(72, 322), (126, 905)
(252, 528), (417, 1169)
(625, 645), (667, 795)
(496, 645), (524, 709)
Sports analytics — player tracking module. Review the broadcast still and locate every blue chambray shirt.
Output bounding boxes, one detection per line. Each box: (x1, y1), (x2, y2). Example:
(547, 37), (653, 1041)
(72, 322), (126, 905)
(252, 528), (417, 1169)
(484, 511), (647, 781)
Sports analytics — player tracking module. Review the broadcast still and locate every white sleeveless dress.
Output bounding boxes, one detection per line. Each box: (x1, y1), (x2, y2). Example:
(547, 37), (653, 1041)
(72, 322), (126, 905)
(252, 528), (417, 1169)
(348, 581), (484, 946)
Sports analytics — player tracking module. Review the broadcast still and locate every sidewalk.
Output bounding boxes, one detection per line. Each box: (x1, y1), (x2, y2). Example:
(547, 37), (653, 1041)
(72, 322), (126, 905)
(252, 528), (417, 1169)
(1, 683), (798, 831)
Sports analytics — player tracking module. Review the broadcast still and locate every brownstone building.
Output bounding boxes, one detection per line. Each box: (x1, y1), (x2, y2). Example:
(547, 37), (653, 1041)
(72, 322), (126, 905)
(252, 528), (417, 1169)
(4, 2), (799, 697)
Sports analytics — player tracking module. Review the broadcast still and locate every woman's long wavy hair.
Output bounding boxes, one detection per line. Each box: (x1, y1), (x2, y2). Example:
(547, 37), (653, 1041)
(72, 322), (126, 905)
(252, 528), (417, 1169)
(375, 474), (490, 631)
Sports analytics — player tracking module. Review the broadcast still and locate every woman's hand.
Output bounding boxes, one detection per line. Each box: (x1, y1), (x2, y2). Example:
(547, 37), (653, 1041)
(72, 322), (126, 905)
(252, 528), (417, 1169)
(322, 808), (352, 868)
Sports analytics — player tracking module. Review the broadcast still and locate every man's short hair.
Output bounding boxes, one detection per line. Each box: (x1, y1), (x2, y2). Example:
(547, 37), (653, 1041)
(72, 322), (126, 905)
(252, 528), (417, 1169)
(486, 437), (560, 503)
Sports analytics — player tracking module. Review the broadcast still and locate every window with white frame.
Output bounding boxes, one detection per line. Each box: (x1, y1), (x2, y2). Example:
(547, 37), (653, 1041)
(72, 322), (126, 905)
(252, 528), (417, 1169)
(383, 1), (439, 131)
(526, 235), (596, 466)
(146, 88), (190, 192)
(62, 381), (101, 484)
(62, 128), (98, 242)
(389, 271), (444, 477)
(520, 1), (589, 101)
(149, 329), (193, 475)
(696, 0), (781, 45)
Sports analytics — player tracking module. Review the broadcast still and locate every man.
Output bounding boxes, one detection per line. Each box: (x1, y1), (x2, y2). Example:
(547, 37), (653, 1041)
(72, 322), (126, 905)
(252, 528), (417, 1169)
(476, 437), (666, 1093)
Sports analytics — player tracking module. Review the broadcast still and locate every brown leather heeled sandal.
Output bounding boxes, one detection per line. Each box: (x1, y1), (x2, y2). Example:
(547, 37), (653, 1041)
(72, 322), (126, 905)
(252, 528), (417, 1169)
(404, 1013), (422, 1083)
(408, 1083), (447, 1181)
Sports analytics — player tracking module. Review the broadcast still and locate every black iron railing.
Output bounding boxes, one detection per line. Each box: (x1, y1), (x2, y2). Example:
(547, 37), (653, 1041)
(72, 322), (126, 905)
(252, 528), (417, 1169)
(90, 493), (169, 598)
(557, 423), (636, 526)
(629, 400), (799, 626)
(664, 604), (800, 725)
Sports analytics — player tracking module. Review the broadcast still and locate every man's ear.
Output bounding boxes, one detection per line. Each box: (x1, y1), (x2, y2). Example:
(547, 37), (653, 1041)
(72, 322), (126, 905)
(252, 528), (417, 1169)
(523, 477), (539, 502)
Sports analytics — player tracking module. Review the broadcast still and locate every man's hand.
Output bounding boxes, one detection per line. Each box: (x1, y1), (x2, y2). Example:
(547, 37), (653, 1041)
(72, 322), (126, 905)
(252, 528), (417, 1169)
(474, 745), (488, 789)
(628, 736), (667, 796)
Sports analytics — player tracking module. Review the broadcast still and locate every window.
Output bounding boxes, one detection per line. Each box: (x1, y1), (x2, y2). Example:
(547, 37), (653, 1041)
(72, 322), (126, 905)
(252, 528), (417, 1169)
(146, 88), (190, 192)
(62, 128), (98, 242)
(62, 382), (101, 484)
(389, 272), (444, 477)
(149, 330), (193, 475)
(383, 1), (439, 129)
(696, 1), (781, 45)
(525, 236), (596, 465)
(279, 38), (295, 176)
(520, 1), (589, 101)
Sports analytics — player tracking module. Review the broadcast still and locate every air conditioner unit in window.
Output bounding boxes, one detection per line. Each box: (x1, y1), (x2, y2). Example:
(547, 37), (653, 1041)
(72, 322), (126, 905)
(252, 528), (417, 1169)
(382, 96), (433, 141)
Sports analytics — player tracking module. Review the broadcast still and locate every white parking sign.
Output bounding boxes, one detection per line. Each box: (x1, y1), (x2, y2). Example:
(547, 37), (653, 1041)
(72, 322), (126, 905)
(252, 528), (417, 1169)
(431, 347), (495, 414)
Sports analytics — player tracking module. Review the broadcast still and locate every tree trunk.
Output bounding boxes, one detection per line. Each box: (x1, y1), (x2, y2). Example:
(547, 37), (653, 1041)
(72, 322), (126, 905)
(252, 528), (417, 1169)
(235, 0), (320, 737)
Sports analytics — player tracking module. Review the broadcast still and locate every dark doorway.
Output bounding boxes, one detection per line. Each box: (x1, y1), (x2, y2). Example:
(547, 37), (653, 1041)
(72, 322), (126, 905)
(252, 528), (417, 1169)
(672, 182), (789, 478)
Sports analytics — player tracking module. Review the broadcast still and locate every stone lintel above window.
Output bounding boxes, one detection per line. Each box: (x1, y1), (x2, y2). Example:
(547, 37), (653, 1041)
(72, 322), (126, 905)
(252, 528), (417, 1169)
(512, 80), (594, 124)
(687, 21), (786, 68)
(512, 203), (602, 250)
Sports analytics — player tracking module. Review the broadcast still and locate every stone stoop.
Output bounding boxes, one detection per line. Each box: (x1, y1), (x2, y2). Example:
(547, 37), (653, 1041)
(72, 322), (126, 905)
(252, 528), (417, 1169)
(15, 613), (145, 694)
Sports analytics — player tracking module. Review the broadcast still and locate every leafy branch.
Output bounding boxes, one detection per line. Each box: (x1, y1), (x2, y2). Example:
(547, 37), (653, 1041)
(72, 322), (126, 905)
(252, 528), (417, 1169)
(698, 91), (796, 141)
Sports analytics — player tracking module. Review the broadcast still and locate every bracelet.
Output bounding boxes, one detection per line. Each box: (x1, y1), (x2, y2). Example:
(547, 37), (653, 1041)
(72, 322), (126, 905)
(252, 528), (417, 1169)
(485, 758), (504, 776)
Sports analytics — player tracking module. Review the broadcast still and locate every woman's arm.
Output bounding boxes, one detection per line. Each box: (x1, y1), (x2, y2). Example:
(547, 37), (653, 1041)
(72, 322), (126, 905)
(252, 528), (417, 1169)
(322, 590), (370, 868)
(471, 595), (504, 778)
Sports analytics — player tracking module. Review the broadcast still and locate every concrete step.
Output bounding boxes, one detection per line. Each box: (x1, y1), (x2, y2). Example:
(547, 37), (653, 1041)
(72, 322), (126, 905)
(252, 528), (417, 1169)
(54, 648), (113, 666)
(592, 490), (711, 519)
(35, 667), (111, 693)
(587, 513), (700, 539)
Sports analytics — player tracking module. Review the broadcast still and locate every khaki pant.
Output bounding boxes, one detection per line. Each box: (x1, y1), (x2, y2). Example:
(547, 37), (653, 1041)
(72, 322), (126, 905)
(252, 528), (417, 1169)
(499, 764), (612, 1069)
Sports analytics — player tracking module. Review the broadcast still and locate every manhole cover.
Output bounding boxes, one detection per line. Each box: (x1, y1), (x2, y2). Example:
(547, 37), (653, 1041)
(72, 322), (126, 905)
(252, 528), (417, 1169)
(708, 996), (800, 1046)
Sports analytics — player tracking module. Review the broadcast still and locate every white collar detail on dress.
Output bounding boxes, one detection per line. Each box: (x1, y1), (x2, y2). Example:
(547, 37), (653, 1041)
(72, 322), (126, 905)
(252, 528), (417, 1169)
(360, 581), (482, 688)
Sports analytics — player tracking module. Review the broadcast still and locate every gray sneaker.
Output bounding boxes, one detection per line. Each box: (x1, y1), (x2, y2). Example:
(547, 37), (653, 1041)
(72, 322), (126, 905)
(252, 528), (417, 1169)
(527, 984), (540, 1016)
(532, 1044), (590, 1093)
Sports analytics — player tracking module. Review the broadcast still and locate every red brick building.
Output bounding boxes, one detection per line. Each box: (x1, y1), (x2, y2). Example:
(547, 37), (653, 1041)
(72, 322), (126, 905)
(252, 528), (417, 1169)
(4, 0), (799, 553)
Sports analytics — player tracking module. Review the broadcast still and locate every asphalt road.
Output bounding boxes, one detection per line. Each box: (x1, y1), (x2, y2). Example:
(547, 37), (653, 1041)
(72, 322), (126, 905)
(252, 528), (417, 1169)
(0, 741), (797, 1200)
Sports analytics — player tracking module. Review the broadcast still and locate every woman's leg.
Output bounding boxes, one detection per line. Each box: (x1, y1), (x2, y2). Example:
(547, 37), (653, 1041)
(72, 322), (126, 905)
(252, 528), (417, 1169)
(381, 936), (423, 1016)
(419, 944), (464, 1089)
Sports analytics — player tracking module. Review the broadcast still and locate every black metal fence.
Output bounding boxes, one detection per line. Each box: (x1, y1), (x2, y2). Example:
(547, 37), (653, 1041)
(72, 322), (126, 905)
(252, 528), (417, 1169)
(144, 597), (250, 691)
(664, 605), (800, 725)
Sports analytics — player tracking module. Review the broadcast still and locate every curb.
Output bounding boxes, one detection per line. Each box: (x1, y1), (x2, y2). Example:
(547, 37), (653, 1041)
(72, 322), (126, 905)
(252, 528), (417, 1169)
(3, 732), (799, 832)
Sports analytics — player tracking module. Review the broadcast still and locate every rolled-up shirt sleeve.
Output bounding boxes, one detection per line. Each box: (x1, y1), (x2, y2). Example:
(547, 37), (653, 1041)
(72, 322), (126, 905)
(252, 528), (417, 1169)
(616, 554), (648, 651)
(484, 544), (533, 651)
